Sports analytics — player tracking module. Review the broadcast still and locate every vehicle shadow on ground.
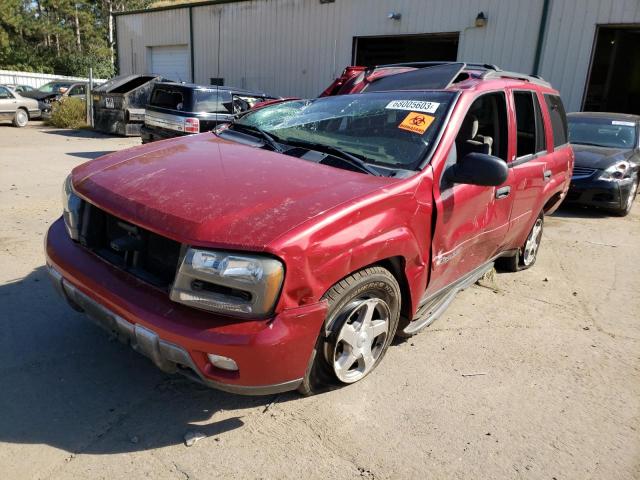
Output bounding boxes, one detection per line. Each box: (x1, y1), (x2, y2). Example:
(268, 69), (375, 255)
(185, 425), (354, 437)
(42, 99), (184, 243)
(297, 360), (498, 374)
(67, 151), (114, 159)
(0, 265), (292, 455)
(41, 128), (116, 139)
(551, 204), (614, 219)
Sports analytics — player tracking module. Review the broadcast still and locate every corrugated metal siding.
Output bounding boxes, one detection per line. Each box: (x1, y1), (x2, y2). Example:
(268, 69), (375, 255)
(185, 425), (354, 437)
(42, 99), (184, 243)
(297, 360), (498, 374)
(117, 9), (190, 79)
(116, 0), (640, 110)
(539, 0), (640, 111)
(190, 0), (546, 97)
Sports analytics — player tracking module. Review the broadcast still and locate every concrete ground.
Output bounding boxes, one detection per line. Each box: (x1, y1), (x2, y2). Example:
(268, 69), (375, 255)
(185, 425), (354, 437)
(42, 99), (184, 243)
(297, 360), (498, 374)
(1, 122), (639, 480)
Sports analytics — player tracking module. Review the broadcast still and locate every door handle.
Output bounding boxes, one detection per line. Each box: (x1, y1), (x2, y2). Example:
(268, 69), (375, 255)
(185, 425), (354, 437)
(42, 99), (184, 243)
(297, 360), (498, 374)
(543, 170), (552, 181)
(495, 186), (511, 199)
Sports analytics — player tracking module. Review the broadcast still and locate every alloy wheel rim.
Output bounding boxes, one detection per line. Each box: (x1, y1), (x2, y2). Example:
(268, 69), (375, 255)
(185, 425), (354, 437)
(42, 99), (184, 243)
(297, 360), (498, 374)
(16, 110), (27, 126)
(522, 218), (543, 266)
(626, 182), (637, 211)
(331, 297), (390, 383)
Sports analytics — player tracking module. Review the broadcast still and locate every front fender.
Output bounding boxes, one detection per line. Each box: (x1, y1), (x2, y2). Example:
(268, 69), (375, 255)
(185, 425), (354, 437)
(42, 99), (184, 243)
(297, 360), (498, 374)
(271, 176), (433, 317)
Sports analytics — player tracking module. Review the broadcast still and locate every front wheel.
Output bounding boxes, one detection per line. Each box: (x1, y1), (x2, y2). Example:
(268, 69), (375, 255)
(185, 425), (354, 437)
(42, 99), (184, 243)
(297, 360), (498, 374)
(497, 212), (544, 272)
(13, 109), (28, 128)
(298, 266), (400, 395)
(612, 179), (638, 217)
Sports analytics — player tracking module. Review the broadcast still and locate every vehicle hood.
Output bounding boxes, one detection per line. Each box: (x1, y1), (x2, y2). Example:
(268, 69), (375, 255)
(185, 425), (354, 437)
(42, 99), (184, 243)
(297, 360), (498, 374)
(72, 134), (397, 250)
(572, 144), (635, 170)
(20, 90), (58, 101)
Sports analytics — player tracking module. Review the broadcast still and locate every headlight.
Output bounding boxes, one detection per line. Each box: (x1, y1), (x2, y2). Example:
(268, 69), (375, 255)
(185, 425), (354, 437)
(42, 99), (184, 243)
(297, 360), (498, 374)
(170, 248), (284, 316)
(599, 161), (629, 181)
(61, 174), (83, 240)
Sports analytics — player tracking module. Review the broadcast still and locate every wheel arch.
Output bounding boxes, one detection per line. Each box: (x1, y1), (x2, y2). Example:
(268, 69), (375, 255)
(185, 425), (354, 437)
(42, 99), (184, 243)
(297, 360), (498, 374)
(375, 256), (413, 329)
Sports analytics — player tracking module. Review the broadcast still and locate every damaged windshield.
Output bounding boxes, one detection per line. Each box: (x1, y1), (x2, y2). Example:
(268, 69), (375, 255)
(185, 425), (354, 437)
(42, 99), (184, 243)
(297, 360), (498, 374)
(234, 92), (455, 169)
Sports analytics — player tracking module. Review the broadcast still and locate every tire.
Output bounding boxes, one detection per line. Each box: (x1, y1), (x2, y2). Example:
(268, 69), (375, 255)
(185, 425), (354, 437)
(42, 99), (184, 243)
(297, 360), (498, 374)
(496, 212), (544, 272)
(298, 266), (401, 395)
(13, 108), (29, 128)
(612, 179), (638, 217)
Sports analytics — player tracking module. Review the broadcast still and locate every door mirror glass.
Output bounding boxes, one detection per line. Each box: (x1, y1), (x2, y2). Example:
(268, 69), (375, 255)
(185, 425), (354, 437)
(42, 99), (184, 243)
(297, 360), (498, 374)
(446, 152), (508, 186)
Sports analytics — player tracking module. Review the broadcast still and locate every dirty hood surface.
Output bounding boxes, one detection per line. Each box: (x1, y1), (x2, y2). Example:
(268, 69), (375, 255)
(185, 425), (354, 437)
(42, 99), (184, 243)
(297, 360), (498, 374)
(72, 134), (395, 250)
(572, 144), (635, 170)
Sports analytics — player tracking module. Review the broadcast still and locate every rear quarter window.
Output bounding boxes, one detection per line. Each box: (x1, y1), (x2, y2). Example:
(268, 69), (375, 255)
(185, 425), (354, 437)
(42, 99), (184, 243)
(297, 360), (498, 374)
(193, 90), (233, 113)
(544, 94), (568, 147)
(150, 88), (185, 110)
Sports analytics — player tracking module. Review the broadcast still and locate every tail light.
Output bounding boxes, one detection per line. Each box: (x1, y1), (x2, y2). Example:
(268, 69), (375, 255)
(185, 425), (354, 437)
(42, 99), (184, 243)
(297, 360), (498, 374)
(184, 117), (200, 133)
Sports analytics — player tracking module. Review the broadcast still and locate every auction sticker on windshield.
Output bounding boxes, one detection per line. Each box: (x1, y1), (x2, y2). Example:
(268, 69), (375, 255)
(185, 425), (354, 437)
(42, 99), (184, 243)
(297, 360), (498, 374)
(612, 121), (635, 127)
(398, 112), (435, 134)
(386, 100), (440, 114)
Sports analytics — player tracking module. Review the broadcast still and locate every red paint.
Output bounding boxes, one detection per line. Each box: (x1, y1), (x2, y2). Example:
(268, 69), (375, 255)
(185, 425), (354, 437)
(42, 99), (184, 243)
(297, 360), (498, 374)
(46, 74), (573, 390)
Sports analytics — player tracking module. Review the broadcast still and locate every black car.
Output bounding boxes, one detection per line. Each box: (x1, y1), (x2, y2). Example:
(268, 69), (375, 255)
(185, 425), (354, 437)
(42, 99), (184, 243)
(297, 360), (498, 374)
(566, 112), (639, 216)
(141, 82), (276, 144)
(20, 80), (78, 114)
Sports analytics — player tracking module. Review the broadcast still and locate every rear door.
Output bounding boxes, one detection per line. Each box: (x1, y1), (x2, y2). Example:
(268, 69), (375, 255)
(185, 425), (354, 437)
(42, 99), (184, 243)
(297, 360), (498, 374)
(540, 93), (573, 204)
(427, 91), (514, 295)
(504, 89), (548, 244)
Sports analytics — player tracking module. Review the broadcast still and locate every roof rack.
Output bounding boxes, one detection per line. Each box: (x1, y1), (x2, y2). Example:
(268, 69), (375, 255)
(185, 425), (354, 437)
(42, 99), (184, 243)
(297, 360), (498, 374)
(377, 61), (500, 71)
(376, 61), (551, 86)
(482, 70), (551, 87)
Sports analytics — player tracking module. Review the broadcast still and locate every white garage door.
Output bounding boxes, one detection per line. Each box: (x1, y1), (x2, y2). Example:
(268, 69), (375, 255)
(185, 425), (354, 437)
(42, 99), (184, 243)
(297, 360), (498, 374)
(150, 45), (190, 82)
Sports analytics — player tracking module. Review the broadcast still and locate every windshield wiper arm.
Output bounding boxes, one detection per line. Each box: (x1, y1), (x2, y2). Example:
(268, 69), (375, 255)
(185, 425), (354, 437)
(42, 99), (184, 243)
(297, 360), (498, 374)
(229, 124), (284, 152)
(572, 141), (608, 148)
(282, 139), (381, 176)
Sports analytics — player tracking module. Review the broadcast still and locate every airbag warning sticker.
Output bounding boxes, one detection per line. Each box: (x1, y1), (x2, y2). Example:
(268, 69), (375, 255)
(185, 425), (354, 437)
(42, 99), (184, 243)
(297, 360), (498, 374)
(386, 100), (440, 113)
(398, 112), (435, 134)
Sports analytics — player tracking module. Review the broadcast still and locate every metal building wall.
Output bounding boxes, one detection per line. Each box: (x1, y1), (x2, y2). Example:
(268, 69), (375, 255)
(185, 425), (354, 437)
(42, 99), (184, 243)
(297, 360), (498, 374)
(538, 0), (640, 111)
(189, 0), (545, 97)
(116, 9), (191, 80)
(116, 0), (640, 111)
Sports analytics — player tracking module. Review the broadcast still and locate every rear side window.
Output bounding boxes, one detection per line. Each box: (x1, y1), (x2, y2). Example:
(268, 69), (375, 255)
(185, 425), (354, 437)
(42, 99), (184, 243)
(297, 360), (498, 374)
(514, 91), (546, 157)
(150, 87), (185, 110)
(544, 94), (568, 147)
(193, 90), (232, 113)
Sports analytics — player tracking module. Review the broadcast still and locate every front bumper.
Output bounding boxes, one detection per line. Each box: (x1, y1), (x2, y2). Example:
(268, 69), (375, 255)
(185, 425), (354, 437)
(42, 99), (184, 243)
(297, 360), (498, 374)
(565, 175), (634, 210)
(45, 218), (327, 395)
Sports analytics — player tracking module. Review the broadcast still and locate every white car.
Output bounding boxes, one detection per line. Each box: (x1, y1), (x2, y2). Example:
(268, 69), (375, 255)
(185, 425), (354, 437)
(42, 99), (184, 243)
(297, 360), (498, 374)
(0, 85), (41, 127)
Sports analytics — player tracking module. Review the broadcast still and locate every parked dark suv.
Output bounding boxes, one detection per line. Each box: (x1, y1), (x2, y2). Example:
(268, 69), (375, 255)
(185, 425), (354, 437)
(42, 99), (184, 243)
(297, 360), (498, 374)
(141, 82), (275, 143)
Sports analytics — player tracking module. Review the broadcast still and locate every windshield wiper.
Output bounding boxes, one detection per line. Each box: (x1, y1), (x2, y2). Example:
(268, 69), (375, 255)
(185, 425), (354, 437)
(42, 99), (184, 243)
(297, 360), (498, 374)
(572, 141), (608, 148)
(228, 123), (283, 153)
(280, 138), (381, 176)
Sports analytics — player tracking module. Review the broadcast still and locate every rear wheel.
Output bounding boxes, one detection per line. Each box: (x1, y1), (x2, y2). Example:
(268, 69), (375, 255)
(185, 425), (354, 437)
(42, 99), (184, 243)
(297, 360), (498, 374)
(497, 212), (544, 272)
(298, 266), (400, 395)
(13, 108), (28, 128)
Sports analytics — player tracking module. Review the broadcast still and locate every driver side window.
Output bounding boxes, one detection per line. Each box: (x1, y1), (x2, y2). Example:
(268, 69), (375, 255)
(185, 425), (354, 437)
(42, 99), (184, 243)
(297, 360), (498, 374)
(455, 92), (508, 162)
(0, 87), (13, 99)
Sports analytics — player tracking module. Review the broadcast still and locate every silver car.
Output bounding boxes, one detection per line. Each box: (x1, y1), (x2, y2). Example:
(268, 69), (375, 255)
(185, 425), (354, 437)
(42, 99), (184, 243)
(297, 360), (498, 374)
(0, 85), (41, 127)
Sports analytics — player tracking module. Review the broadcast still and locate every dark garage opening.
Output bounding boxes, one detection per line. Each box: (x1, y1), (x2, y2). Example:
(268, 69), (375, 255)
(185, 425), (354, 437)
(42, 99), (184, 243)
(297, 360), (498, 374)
(353, 33), (459, 67)
(583, 25), (640, 114)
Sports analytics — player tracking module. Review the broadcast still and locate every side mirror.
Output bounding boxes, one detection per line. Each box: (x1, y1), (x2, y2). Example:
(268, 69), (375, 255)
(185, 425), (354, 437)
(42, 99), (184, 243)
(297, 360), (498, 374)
(446, 152), (508, 186)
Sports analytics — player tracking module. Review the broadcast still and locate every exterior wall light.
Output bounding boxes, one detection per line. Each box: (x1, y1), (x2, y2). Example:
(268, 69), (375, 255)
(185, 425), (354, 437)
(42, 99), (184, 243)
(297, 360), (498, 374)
(388, 12), (402, 20)
(475, 11), (488, 27)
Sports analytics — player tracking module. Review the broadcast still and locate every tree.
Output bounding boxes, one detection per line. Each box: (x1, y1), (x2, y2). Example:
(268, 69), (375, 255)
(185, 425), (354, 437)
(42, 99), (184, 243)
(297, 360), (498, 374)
(0, 0), (152, 77)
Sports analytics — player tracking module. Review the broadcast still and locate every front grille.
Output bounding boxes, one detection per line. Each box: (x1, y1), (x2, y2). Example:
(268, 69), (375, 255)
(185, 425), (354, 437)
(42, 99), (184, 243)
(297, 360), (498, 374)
(572, 166), (597, 178)
(80, 203), (182, 290)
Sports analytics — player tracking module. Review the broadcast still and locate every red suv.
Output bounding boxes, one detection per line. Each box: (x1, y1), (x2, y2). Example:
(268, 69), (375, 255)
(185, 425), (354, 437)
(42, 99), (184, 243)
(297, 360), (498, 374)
(47, 63), (573, 395)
